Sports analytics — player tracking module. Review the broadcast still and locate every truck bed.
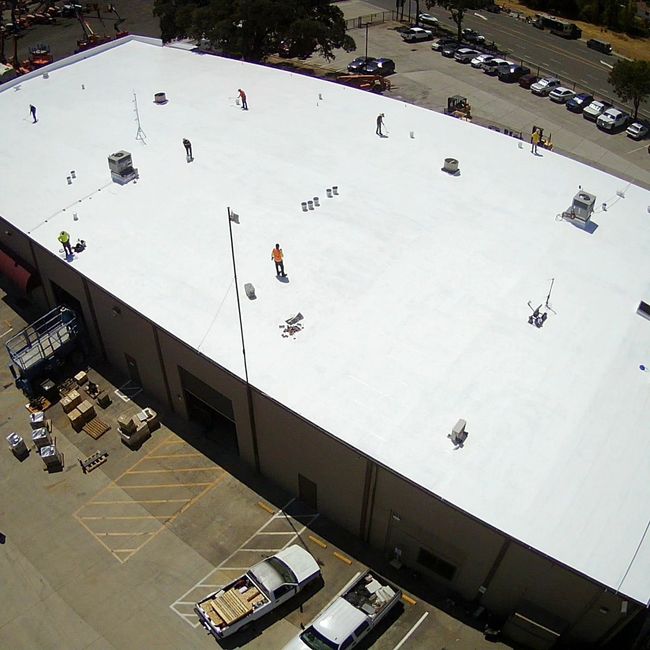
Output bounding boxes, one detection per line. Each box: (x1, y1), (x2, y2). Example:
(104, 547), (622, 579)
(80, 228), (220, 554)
(343, 572), (399, 619)
(198, 575), (270, 632)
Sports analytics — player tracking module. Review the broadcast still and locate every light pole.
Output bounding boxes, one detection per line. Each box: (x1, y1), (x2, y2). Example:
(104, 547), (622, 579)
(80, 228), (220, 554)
(227, 207), (260, 473)
(364, 22), (369, 60)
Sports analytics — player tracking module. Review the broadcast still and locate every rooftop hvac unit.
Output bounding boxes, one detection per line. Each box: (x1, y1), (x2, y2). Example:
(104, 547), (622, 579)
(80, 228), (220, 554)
(571, 191), (596, 223)
(108, 150), (139, 185)
(450, 419), (467, 446)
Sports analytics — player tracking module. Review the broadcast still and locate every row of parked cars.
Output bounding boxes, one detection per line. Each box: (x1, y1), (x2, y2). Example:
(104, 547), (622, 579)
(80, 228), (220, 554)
(430, 36), (648, 140)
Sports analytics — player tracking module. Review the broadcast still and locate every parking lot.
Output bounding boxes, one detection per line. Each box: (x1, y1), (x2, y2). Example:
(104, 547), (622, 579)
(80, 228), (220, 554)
(0, 281), (509, 649)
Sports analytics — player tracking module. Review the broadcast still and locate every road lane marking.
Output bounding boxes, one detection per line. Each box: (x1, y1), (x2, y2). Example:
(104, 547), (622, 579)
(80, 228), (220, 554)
(600, 60), (613, 69)
(393, 612), (429, 650)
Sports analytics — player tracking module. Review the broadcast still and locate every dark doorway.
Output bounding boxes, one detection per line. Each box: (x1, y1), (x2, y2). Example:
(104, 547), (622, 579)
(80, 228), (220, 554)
(50, 281), (84, 325)
(298, 474), (317, 511)
(185, 390), (238, 453)
(124, 353), (141, 386)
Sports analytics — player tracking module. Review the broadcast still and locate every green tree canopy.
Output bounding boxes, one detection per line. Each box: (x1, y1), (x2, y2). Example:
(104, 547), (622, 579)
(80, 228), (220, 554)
(153, 0), (355, 62)
(608, 59), (650, 119)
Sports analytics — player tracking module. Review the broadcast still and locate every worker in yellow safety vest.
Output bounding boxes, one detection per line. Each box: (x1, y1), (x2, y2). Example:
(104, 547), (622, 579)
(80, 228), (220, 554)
(58, 230), (72, 256)
(271, 243), (286, 277)
(531, 128), (541, 155)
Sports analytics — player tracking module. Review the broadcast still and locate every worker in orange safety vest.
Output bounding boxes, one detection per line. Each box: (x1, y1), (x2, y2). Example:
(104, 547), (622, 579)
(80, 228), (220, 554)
(271, 244), (286, 277)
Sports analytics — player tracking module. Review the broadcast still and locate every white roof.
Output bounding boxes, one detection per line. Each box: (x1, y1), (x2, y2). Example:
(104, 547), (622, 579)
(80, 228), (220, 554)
(2, 37), (650, 604)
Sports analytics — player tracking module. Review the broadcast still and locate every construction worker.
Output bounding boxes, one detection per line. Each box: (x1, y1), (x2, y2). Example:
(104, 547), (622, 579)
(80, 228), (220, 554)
(29, 104), (37, 123)
(58, 231), (72, 256)
(531, 128), (541, 154)
(376, 113), (385, 137)
(272, 244), (286, 277)
(183, 138), (193, 162)
(238, 89), (248, 110)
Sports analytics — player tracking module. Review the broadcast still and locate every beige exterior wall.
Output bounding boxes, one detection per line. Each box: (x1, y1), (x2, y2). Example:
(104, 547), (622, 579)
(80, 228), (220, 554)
(252, 397), (367, 533)
(368, 466), (505, 600)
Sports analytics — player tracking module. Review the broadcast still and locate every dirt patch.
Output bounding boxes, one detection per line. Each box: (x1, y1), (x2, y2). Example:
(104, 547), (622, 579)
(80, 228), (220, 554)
(501, 2), (650, 60)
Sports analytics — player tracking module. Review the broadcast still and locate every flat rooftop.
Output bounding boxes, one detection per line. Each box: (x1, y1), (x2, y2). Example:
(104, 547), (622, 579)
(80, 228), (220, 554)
(2, 37), (650, 604)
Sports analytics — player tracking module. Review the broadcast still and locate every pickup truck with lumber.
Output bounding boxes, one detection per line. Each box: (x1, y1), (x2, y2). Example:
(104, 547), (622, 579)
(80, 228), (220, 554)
(195, 545), (321, 640)
(283, 569), (402, 649)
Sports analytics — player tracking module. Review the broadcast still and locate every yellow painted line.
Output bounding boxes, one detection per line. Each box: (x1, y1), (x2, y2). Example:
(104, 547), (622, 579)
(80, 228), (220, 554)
(402, 594), (417, 606)
(95, 532), (155, 537)
(334, 552), (352, 565)
(74, 515), (121, 559)
(309, 535), (327, 549)
(125, 467), (221, 474)
(80, 515), (169, 520)
(157, 439), (186, 445)
(88, 499), (191, 505)
(144, 453), (203, 459)
(258, 501), (275, 514)
(110, 482), (214, 488)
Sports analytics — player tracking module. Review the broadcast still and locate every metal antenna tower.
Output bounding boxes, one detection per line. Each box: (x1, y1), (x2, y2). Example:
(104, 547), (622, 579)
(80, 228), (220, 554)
(133, 92), (147, 144)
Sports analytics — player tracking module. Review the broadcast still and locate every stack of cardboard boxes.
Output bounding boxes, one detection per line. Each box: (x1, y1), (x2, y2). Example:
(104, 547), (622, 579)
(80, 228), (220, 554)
(118, 408), (160, 449)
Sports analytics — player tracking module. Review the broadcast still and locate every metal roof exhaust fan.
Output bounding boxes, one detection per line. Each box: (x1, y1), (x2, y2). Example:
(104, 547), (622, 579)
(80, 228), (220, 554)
(154, 92), (168, 104)
(108, 150), (139, 185)
(449, 419), (468, 447)
(244, 283), (256, 300)
(442, 157), (460, 176)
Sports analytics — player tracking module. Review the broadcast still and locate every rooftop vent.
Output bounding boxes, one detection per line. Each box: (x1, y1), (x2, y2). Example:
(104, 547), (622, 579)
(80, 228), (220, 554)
(442, 158), (460, 175)
(244, 283), (256, 300)
(449, 419), (468, 447)
(108, 150), (138, 185)
(572, 191), (596, 223)
(154, 92), (168, 104)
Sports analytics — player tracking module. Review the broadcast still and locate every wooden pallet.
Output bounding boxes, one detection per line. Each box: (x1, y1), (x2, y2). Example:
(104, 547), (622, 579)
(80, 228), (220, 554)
(212, 589), (254, 626)
(83, 417), (111, 440)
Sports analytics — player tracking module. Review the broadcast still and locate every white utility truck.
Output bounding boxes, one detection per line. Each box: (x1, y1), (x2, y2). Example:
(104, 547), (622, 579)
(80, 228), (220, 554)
(195, 545), (321, 640)
(283, 570), (402, 649)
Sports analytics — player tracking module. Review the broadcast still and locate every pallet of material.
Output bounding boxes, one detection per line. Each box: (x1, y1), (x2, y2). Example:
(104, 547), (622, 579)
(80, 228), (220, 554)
(212, 590), (254, 626)
(202, 601), (225, 628)
(83, 417), (111, 440)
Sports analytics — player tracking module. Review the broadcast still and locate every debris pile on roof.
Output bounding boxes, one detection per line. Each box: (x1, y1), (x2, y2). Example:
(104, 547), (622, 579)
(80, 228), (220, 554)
(280, 312), (304, 339)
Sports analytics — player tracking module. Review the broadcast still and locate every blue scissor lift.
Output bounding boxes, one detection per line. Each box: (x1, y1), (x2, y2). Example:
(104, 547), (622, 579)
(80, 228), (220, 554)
(6, 305), (82, 396)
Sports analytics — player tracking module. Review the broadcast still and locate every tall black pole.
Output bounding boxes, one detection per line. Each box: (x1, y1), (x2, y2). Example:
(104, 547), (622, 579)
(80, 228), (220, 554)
(365, 22), (369, 60)
(227, 207), (260, 473)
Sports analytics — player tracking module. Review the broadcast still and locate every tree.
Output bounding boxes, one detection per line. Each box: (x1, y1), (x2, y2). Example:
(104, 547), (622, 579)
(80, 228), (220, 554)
(425, 0), (488, 41)
(608, 59), (650, 120)
(153, 0), (355, 63)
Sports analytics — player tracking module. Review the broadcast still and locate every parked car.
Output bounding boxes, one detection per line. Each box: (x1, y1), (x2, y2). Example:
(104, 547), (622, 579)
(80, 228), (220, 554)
(583, 100), (612, 121)
(483, 58), (511, 75)
(471, 53), (494, 68)
(364, 58), (395, 76)
(402, 27), (434, 42)
(462, 28), (485, 45)
(549, 87), (575, 103)
(498, 64), (530, 82)
(347, 56), (375, 73)
(587, 38), (612, 54)
(441, 41), (461, 57)
(597, 108), (630, 131)
(454, 48), (480, 63)
(626, 121), (649, 140)
(518, 73), (539, 89)
(431, 37), (456, 51)
(418, 13), (439, 27)
(566, 93), (594, 112)
(531, 77), (561, 96)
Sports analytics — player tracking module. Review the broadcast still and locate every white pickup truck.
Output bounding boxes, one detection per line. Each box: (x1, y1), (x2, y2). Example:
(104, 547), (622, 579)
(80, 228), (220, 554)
(195, 545), (321, 640)
(283, 570), (402, 649)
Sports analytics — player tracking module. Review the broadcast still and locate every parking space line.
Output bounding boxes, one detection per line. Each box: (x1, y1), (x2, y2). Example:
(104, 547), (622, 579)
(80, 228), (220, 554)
(145, 453), (203, 459)
(74, 434), (227, 563)
(125, 467), (221, 474)
(170, 498), (319, 627)
(393, 612), (429, 650)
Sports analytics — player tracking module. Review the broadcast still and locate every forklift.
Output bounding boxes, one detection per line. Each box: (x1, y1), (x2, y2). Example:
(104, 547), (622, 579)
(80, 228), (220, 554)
(444, 95), (472, 120)
(532, 125), (554, 150)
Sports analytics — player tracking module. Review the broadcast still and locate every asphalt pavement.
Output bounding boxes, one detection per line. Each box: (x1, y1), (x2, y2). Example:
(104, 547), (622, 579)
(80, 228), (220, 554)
(354, 1), (649, 116)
